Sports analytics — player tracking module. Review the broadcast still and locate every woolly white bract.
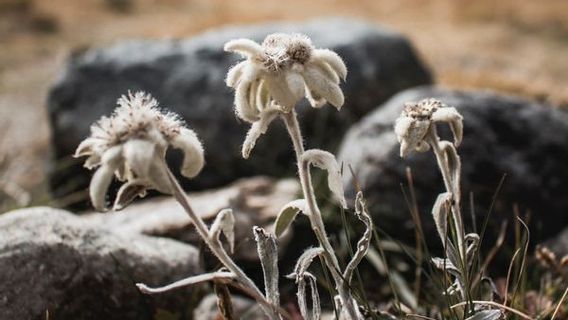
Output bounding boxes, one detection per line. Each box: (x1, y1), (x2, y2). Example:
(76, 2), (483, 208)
(74, 91), (204, 211)
(394, 98), (463, 158)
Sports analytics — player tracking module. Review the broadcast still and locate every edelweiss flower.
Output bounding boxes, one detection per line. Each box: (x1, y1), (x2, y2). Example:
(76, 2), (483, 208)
(74, 91), (204, 211)
(224, 33), (347, 158)
(225, 33), (347, 121)
(394, 98), (463, 157)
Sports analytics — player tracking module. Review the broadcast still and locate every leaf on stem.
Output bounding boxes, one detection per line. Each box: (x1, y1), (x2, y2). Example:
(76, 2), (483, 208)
(295, 272), (321, 320)
(300, 149), (346, 208)
(274, 199), (307, 237)
(288, 247), (324, 283)
(432, 192), (452, 246)
(209, 209), (236, 254)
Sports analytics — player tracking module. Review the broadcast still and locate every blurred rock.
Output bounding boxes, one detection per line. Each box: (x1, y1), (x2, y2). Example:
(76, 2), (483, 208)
(339, 87), (568, 245)
(46, 17), (432, 205)
(83, 176), (299, 262)
(546, 226), (568, 257)
(0, 207), (202, 320)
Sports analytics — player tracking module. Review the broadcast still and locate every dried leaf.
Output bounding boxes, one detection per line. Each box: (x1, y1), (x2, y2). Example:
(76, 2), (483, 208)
(113, 180), (147, 211)
(253, 227), (280, 308)
(343, 192), (372, 284)
(274, 199), (307, 237)
(288, 247), (324, 283)
(209, 209), (236, 254)
(301, 149), (346, 208)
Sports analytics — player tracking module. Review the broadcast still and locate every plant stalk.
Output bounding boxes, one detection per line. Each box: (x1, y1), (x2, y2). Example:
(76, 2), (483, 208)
(164, 168), (281, 319)
(281, 110), (360, 320)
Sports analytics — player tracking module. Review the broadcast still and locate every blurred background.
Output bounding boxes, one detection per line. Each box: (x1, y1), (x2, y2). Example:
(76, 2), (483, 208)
(1, 0), (567, 209)
(1, 1), (568, 319)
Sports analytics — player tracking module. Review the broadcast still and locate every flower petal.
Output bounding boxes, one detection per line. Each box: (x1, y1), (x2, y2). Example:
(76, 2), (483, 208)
(308, 59), (340, 84)
(147, 153), (171, 194)
(255, 80), (270, 112)
(431, 107), (463, 147)
(89, 145), (122, 211)
(302, 64), (344, 109)
(122, 139), (155, 179)
(305, 85), (326, 108)
(225, 61), (247, 88)
(74, 138), (99, 157)
(312, 48), (347, 80)
(224, 38), (263, 58)
(241, 107), (280, 159)
(235, 79), (259, 123)
(264, 72), (304, 111)
(171, 127), (205, 178)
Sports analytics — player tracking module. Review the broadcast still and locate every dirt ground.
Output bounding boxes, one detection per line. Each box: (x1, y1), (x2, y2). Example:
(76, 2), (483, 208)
(0, 0), (567, 204)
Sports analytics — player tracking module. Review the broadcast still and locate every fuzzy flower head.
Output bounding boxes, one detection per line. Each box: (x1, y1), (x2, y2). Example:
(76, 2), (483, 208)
(394, 98), (463, 158)
(224, 33), (347, 123)
(74, 91), (205, 211)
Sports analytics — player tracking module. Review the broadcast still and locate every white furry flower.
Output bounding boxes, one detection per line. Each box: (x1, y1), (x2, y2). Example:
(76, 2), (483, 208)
(394, 98), (463, 158)
(225, 33), (347, 158)
(74, 91), (205, 211)
(225, 33), (347, 120)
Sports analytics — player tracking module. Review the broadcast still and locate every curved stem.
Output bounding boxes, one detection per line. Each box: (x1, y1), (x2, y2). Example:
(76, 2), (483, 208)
(164, 168), (281, 319)
(426, 129), (465, 253)
(281, 110), (360, 320)
(426, 126), (472, 307)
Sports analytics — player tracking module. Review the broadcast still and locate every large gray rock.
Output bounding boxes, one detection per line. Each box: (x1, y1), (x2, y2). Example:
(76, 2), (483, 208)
(83, 176), (300, 262)
(47, 17), (432, 204)
(339, 87), (568, 245)
(546, 226), (568, 257)
(0, 207), (202, 320)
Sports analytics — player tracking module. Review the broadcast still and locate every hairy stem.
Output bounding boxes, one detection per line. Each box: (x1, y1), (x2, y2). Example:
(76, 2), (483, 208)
(164, 168), (281, 319)
(281, 110), (360, 320)
(426, 126), (472, 307)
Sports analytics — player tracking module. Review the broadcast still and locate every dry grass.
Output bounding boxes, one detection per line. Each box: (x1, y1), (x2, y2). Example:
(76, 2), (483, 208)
(0, 0), (567, 200)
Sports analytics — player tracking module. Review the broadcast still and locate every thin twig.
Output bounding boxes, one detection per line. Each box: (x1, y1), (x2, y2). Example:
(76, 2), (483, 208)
(551, 286), (568, 320)
(450, 300), (534, 320)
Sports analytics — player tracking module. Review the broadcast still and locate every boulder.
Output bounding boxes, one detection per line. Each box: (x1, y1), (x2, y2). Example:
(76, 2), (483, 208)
(83, 176), (300, 262)
(46, 17), (432, 205)
(339, 87), (568, 245)
(0, 207), (202, 320)
(546, 226), (568, 257)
